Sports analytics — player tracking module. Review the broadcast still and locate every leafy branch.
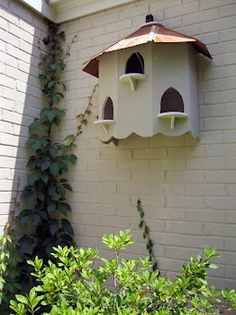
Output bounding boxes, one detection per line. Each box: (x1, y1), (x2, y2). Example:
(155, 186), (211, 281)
(15, 21), (80, 288)
(64, 83), (98, 151)
(137, 199), (158, 271)
(0, 179), (22, 314)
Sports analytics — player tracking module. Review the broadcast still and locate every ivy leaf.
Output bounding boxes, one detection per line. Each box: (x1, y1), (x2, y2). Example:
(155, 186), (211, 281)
(58, 31), (66, 41)
(27, 157), (38, 169)
(49, 163), (60, 176)
(27, 137), (42, 153)
(41, 160), (51, 171)
(61, 219), (74, 236)
(47, 110), (57, 122)
(27, 173), (39, 185)
(38, 211), (48, 220)
(19, 210), (41, 225)
(39, 74), (47, 82)
(37, 191), (45, 201)
(19, 209), (33, 225)
(41, 174), (49, 184)
(57, 161), (68, 172)
(76, 114), (83, 121)
(68, 154), (77, 164)
(50, 63), (57, 71)
(48, 184), (57, 196)
(62, 82), (67, 91)
(47, 202), (57, 214)
(48, 81), (56, 89)
(42, 36), (50, 45)
(49, 219), (59, 237)
(138, 221), (144, 228)
(57, 186), (66, 200)
(49, 146), (57, 157)
(29, 120), (48, 136)
(64, 134), (75, 145)
(62, 183), (73, 191)
(59, 178), (67, 183)
(52, 94), (60, 105)
(18, 236), (34, 255)
(60, 233), (74, 243)
(57, 202), (71, 215)
(21, 188), (36, 205)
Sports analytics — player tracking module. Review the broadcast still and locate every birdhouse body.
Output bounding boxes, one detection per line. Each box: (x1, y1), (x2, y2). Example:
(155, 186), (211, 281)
(84, 22), (211, 142)
(118, 44), (153, 139)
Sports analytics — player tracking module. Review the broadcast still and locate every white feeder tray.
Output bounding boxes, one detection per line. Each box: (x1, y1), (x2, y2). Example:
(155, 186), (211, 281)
(157, 112), (188, 130)
(94, 119), (114, 134)
(119, 73), (146, 91)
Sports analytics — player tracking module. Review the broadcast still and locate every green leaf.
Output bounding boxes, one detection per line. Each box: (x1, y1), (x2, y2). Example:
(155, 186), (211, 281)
(68, 154), (77, 164)
(61, 219), (74, 235)
(62, 183), (73, 191)
(50, 63), (57, 71)
(42, 36), (50, 45)
(57, 186), (66, 199)
(41, 160), (51, 171)
(18, 236), (34, 255)
(49, 163), (60, 176)
(15, 294), (28, 305)
(64, 134), (75, 145)
(41, 174), (49, 184)
(52, 94), (60, 104)
(21, 189), (35, 204)
(19, 209), (35, 225)
(49, 219), (59, 237)
(47, 202), (57, 214)
(48, 81), (56, 88)
(27, 173), (39, 185)
(57, 202), (71, 215)
(58, 31), (66, 41)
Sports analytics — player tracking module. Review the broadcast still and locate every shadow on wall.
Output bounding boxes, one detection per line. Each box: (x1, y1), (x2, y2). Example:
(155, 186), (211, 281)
(0, 0), (47, 234)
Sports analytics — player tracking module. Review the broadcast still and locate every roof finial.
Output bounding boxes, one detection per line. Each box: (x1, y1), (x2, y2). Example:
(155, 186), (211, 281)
(146, 14), (153, 23)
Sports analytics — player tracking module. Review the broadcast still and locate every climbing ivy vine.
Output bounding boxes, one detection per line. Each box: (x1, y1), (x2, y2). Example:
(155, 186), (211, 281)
(16, 21), (95, 286)
(137, 199), (158, 271)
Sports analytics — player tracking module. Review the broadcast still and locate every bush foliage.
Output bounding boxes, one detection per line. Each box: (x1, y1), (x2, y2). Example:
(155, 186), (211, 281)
(9, 230), (236, 315)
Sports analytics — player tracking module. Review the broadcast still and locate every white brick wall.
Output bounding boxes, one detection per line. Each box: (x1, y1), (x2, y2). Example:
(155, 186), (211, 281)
(60, 0), (236, 289)
(0, 0), (47, 233)
(1, 0), (236, 291)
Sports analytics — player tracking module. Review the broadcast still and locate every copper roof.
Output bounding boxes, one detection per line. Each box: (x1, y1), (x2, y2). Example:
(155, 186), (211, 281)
(83, 22), (212, 78)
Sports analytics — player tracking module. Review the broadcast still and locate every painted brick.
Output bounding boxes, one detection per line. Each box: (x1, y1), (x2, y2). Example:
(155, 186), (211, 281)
(184, 235), (224, 250)
(200, 0), (236, 10)
(0, 1), (45, 237)
(182, 8), (219, 25)
(204, 224), (236, 237)
(133, 148), (167, 159)
(165, 2), (198, 18)
(165, 221), (203, 235)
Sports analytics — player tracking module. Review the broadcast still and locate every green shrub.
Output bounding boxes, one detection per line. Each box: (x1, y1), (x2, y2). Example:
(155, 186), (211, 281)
(0, 230), (22, 315)
(10, 230), (236, 314)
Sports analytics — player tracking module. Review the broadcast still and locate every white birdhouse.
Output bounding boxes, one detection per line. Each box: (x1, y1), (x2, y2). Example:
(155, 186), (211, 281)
(83, 15), (212, 143)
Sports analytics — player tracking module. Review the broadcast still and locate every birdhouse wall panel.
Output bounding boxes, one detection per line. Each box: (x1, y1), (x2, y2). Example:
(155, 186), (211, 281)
(117, 45), (153, 138)
(187, 46), (199, 138)
(152, 43), (199, 137)
(99, 52), (118, 117)
(98, 52), (118, 141)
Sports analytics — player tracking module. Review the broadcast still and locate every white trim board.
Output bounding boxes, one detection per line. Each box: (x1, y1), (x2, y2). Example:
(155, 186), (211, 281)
(19, 0), (55, 21)
(19, 0), (137, 23)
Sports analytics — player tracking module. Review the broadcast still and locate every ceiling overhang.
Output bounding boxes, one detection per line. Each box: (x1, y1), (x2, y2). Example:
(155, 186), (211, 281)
(19, 0), (137, 23)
